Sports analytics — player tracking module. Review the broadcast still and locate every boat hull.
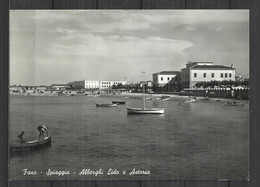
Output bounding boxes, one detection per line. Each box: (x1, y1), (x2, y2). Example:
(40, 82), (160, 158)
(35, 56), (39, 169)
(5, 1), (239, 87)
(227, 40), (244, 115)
(112, 101), (126, 104)
(96, 103), (117, 107)
(10, 136), (51, 152)
(184, 99), (196, 103)
(127, 107), (164, 114)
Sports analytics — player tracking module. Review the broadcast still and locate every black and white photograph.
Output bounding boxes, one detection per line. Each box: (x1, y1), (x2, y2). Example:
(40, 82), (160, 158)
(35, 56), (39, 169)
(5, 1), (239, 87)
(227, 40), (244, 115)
(9, 10), (249, 181)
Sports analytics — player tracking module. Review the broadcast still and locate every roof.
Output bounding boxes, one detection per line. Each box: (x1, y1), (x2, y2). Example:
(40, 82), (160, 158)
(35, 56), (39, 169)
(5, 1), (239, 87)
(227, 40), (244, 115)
(189, 61), (214, 64)
(152, 71), (181, 75)
(190, 65), (235, 70)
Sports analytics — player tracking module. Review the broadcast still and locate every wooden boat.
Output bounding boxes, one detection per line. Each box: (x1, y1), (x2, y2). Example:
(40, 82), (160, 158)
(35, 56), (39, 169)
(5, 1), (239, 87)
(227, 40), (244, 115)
(127, 107), (164, 114)
(161, 96), (171, 101)
(112, 101), (126, 104)
(96, 103), (117, 107)
(10, 136), (51, 153)
(127, 79), (164, 114)
(184, 99), (196, 103)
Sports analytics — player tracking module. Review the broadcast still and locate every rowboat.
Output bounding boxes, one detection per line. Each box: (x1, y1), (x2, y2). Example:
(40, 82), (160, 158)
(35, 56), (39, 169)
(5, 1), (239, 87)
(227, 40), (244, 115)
(112, 101), (126, 104)
(161, 96), (171, 101)
(10, 136), (51, 153)
(96, 103), (117, 107)
(184, 99), (196, 103)
(127, 107), (164, 114)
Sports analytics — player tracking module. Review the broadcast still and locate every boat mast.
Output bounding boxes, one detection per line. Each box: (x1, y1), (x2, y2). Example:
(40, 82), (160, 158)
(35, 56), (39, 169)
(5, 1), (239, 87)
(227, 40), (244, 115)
(142, 71), (146, 109)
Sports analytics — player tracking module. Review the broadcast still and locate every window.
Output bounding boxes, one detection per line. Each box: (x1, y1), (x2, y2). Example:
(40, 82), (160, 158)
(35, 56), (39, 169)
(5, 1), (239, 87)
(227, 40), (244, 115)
(167, 77), (170, 81)
(194, 73), (197, 77)
(229, 73), (232, 78)
(203, 73), (206, 78)
(212, 73), (214, 78)
(161, 77), (163, 81)
(221, 73), (223, 78)
(225, 73), (228, 78)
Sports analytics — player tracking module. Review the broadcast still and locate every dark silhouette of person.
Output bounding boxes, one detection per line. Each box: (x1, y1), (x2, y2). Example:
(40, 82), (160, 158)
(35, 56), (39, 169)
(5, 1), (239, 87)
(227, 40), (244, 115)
(18, 131), (25, 143)
(37, 125), (48, 140)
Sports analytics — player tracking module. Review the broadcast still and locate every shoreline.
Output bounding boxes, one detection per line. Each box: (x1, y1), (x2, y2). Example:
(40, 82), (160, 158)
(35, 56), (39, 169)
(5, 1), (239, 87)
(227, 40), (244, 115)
(9, 92), (247, 101)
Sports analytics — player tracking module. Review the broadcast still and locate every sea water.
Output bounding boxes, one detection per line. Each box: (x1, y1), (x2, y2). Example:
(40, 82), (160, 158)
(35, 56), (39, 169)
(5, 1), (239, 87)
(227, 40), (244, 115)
(9, 95), (249, 180)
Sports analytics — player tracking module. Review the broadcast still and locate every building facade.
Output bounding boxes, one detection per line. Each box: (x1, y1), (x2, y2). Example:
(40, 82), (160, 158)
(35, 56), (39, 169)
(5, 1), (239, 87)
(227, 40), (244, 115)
(100, 81), (127, 90)
(152, 71), (181, 87)
(85, 80), (100, 89)
(71, 80), (127, 90)
(181, 61), (236, 89)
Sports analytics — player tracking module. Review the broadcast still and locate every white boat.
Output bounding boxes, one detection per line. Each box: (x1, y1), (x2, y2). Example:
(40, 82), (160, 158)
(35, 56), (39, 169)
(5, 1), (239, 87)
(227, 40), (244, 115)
(184, 99), (196, 103)
(127, 77), (164, 115)
(96, 103), (117, 107)
(127, 107), (164, 114)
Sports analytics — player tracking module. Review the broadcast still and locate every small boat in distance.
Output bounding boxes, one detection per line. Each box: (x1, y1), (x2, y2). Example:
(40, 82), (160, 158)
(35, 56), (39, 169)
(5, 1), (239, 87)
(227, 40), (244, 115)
(112, 101), (126, 104)
(161, 96), (171, 101)
(10, 136), (51, 153)
(184, 98), (196, 103)
(96, 103), (117, 107)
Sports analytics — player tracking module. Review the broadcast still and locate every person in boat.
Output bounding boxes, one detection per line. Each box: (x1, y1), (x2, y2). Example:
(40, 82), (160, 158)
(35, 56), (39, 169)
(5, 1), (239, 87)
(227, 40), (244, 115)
(18, 131), (25, 143)
(37, 125), (48, 140)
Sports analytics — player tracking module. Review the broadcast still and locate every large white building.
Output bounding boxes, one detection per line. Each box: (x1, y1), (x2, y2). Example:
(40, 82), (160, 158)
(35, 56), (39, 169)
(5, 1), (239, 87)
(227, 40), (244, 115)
(152, 71), (181, 87)
(72, 80), (100, 89)
(181, 61), (236, 89)
(71, 80), (127, 90)
(100, 81), (127, 89)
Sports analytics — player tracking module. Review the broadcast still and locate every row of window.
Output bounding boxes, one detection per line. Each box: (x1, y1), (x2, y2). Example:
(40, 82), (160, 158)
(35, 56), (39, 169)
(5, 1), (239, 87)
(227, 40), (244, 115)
(192, 73), (232, 78)
(160, 77), (173, 81)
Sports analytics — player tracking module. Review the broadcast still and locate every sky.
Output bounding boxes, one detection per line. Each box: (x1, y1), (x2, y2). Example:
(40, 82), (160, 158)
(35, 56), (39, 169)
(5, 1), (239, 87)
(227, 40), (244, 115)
(10, 10), (249, 86)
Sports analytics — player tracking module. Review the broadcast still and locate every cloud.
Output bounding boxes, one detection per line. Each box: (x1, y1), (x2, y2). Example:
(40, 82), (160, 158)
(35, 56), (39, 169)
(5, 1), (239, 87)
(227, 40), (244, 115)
(10, 10), (249, 85)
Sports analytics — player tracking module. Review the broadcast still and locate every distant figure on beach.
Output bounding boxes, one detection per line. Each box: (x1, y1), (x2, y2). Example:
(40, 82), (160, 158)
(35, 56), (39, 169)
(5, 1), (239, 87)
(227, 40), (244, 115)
(18, 131), (25, 143)
(216, 99), (220, 102)
(37, 125), (48, 140)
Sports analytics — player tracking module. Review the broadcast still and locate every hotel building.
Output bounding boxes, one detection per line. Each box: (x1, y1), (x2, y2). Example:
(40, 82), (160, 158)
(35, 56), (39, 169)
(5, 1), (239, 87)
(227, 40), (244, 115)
(152, 71), (181, 87)
(71, 80), (127, 90)
(181, 61), (236, 89)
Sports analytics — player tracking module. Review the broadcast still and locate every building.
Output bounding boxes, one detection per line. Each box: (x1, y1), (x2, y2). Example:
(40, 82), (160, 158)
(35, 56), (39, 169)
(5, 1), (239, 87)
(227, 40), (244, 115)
(162, 73), (182, 92)
(50, 84), (70, 91)
(152, 71), (181, 87)
(70, 80), (127, 90)
(181, 61), (236, 89)
(100, 80), (127, 90)
(71, 80), (99, 90)
(85, 80), (100, 89)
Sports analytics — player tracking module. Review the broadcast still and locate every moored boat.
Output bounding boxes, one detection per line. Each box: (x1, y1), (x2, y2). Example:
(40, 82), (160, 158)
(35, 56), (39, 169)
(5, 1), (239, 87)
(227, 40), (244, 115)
(127, 107), (164, 114)
(112, 101), (126, 104)
(96, 103), (117, 107)
(184, 99), (196, 103)
(161, 96), (171, 101)
(126, 73), (164, 115)
(10, 136), (51, 153)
